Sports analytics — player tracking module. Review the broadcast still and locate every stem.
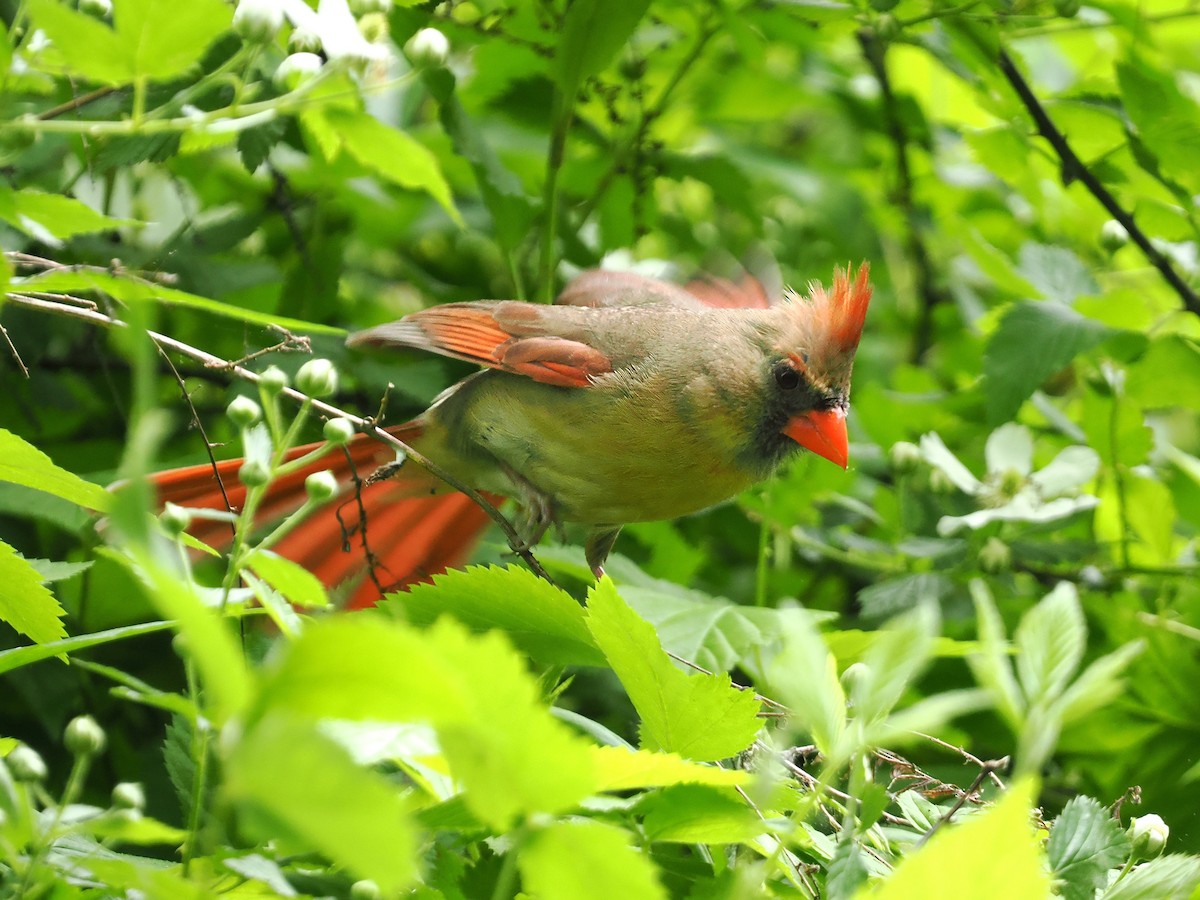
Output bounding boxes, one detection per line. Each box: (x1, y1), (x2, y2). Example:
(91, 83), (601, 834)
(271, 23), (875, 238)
(490, 826), (525, 900)
(538, 113), (570, 303)
(995, 47), (1200, 318)
(1109, 385), (1132, 569)
(181, 658), (211, 876)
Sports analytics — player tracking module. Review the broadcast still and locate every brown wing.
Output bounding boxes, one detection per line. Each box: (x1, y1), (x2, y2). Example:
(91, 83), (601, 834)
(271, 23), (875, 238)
(346, 301), (615, 389)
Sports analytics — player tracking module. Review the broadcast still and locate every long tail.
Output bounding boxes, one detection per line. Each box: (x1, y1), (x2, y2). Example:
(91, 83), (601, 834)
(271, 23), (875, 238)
(152, 422), (493, 609)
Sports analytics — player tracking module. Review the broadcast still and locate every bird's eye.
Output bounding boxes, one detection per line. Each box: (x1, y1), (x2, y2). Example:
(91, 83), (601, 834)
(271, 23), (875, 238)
(774, 363), (801, 391)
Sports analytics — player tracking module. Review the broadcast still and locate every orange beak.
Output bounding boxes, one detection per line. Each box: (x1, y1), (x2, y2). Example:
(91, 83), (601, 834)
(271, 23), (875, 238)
(783, 409), (849, 469)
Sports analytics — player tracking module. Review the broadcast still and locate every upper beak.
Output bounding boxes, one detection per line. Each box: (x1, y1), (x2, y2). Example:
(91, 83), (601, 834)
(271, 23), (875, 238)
(783, 409), (849, 469)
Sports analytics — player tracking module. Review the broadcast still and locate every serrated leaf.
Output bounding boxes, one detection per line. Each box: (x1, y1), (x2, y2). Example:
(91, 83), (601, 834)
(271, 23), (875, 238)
(857, 573), (955, 620)
(592, 746), (748, 792)
(637, 784), (762, 844)
(1015, 582), (1085, 707)
(226, 715), (417, 893)
(875, 779), (1051, 899)
(253, 616), (597, 828)
(0, 428), (111, 511)
(1101, 854), (1200, 900)
(553, 0), (652, 102)
(984, 302), (1112, 425)
(0, 541), (67, 644)
(770, 608), (846, 761)
(237, 120), (287, 174)
(386, 564), (603, 667)
(246, 550), (329, 609)
(519, 820), (667, 900)
(25, 558), (92, 583)
(585, 579), (762, 762)
(223, 854), (297, 897)
(1048, 796), (1129, 900)
(319, 108), (462, 225)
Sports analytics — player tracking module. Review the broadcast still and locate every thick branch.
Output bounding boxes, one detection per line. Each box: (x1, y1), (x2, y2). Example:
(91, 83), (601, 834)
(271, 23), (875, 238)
(996, 48), (1200, 318)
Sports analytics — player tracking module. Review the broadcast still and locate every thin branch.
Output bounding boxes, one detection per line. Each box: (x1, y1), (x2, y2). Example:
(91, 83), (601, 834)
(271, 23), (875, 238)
(912, 731), (1007, 791)
(5, 291), (554, 583)
(995, 47), (1200, 318)
(37, 85), (120, 121)
(664, 649), (789, 713)
(914, 756), (1009, 847)
(1, 323), (30, 378)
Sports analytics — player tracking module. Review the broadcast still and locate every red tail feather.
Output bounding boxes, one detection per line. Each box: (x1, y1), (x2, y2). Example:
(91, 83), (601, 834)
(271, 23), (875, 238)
(151, 422), (494, 608)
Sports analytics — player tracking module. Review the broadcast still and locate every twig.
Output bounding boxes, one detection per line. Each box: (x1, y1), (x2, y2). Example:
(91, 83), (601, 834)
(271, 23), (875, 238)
(858, 30), (948, 362)
(777, 750), (913, 828)
(664, 649), (789, 713)
(913, 731), (1007, 790)
(0, 323), (30, 378)
(995, 48), (1200, 318)
(914, 756), (1009, 847)
(5, 290), (555, 584)
(37, 85), (119, 121)
(215, 329), (311, 369)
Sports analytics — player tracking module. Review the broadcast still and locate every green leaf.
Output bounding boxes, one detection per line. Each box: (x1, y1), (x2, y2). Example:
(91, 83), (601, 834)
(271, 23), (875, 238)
(0, 541), (67, 644)
(1117, 57), (1200, 193)
(254, 616), (597, 828)
(636, 784), (763, 844)
(873, 779), (1051, 899)
(1056, 640), (1144, 725)
(591, 746), (748, 792)
(519, 820), (667, 900)
(226, 715), (417, 893)
(319, 108), (462, 225)
(1047, 796), (1130, 900)
(27, 0), (229, 85)
(1125, 337), (1200, 411)
(553, 0), (652, 102)
(1101, 855), (1200, 900)
(857, 573), (956, 620)
(0, 428), (111, 511)
(828, 840), (870, 900)
(0, 619), (174, 676)
(115, 0), (231, 82)
(984, 302), (1113, 425)
(769, 608), (846, 761)
(1014, 582), (1085, 707)
(850, 603), (939, 726)
(621, 585), (780, 672)
(1015, 243), (1098, 305)
(246, 550), (329, 609)
(387, 564), (603, 667)
(25, 558), (92, 583)
(967, 580), (1023, 729)
(421, 67), (534, 252)
(0, 188), (135, 243)
(585, 579), (762, 762)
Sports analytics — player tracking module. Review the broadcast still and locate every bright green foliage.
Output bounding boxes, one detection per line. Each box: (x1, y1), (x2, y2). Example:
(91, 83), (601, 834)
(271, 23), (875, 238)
(3, 0), (1200, 895)
(586, 578), (762, 761)
(869, 779), (1051, 899)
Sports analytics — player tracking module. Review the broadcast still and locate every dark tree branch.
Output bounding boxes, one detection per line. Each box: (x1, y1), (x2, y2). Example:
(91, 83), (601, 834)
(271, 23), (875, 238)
(996, 48), (1200, 318)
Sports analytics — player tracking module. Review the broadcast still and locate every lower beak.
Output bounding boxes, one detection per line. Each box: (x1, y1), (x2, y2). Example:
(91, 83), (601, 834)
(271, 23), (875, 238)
(783, 409), (849, 469)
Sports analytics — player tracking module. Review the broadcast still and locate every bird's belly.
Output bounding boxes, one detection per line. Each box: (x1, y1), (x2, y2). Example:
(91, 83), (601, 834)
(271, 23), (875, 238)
(462, 377), (757, 525)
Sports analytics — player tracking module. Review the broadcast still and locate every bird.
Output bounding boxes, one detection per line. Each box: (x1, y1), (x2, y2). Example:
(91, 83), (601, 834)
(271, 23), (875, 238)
(152, 262), (872, 608)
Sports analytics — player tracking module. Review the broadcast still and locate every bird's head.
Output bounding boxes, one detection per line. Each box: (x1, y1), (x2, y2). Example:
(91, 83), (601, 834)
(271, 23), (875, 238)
(767, 263), (872, 469)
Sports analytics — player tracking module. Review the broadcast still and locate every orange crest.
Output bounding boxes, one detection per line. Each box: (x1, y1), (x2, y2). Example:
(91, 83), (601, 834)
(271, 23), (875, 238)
(779, 262), (873, 388)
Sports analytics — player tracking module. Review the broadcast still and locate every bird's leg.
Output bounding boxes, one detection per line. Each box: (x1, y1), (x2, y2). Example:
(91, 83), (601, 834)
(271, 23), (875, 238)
(585, 527), (622, 579)
(499, 464), (558, 552)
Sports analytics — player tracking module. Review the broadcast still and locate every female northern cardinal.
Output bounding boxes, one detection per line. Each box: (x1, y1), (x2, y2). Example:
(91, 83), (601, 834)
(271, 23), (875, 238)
(154, 263), (872, 608)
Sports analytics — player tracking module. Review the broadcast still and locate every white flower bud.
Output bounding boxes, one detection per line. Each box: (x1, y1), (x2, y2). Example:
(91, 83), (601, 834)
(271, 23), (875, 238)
(305, 470), (339, 502)
(258, 365), (289, 394)
(1128, 814), (1168, 861)
(295, 359), (339, 398)
(404, 28), (450, 68)
(160, 503), (193, 537)
(78, 0), (112, 17)
(233, 0), (284, 44)
(273, 52), (323, 91)
(8, 745), (48, 782)
(323, 418), (356, 446)
(65, 715), (107, 757)
(227, 395), (262, 428)
(239, 459), (271, 487)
